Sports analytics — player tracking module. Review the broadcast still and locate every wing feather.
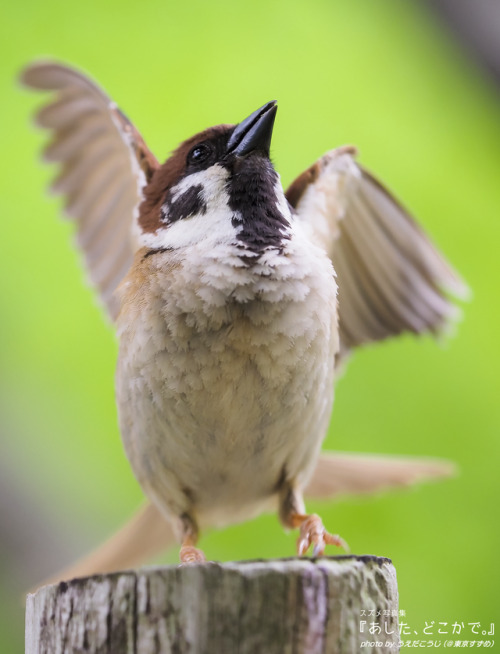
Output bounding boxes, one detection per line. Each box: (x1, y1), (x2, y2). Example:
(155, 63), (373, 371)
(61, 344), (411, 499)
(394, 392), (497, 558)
(286, 147), (468, 353)
(51, 142), (117, 195)
(70, 163), (128, 225)
(21, 61), (159, 320)
(340, 209), (433, 331)
(36, 91), (99, 130)
(44, 114), (110, 163)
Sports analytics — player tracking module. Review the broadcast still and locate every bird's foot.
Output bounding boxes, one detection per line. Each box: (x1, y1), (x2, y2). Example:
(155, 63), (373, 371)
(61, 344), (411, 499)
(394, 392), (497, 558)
(179, 544), (206, 564)
(293, 513), (349, 556)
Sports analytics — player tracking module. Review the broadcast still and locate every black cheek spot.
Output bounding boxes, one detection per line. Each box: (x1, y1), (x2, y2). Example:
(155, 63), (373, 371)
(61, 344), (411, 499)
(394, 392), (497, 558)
(162, 184), (207, 224)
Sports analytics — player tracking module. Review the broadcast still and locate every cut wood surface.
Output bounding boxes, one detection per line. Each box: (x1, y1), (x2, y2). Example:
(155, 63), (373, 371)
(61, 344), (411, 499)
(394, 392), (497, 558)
(26, 555), (399, 653)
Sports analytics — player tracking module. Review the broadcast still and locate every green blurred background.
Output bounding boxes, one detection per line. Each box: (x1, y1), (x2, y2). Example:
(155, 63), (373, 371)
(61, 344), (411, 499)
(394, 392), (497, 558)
(1, 0), (499, 650)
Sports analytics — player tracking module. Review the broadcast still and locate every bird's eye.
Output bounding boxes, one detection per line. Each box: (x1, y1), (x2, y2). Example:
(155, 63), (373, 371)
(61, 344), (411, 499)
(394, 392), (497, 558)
(187, 143), (211, 166)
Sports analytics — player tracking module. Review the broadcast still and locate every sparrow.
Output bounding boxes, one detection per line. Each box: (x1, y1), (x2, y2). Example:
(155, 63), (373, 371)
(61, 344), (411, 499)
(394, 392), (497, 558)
(21, 62), (466, 580)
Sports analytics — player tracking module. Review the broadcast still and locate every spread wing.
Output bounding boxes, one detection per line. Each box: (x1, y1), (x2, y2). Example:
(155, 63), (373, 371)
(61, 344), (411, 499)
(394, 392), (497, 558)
(286, 146), (468, 357)
(21, 61), (159, 320)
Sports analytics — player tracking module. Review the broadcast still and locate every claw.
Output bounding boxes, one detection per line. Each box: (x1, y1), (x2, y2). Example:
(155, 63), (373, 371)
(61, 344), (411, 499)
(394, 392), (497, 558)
(179, 544), (206, 564)
(295, 513), (348, 557)
(312, 542), (325, 557)
(324, 531), (350, 553)
(298, 536), (310, 556)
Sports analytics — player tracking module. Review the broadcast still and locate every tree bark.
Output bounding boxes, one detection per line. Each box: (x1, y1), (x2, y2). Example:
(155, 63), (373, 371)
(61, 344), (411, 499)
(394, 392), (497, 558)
(26, 555), (399, 653)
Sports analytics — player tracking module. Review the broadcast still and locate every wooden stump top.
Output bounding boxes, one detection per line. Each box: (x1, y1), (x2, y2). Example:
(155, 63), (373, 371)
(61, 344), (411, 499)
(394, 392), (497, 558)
(26, 555), (399, 653)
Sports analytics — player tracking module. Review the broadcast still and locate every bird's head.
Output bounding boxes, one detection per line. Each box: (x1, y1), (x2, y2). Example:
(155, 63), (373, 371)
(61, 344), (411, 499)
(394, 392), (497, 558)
(137, 101), (292, 260)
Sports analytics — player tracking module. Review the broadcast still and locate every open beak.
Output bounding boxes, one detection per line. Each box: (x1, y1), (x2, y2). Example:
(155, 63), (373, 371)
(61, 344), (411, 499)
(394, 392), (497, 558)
(227, 100), (277, 157)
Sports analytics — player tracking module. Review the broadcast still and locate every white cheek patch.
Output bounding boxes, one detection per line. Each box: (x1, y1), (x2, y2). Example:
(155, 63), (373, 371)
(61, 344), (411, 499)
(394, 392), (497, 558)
(163, 165), (232, 217)
(140, 163), (294, 257)
(141, 206), (240, 251)
(140, 164), (240, 251)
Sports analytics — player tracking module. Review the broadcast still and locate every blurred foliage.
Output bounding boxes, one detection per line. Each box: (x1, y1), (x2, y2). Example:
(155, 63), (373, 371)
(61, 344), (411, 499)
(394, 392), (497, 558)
(1, 0), (499, 650)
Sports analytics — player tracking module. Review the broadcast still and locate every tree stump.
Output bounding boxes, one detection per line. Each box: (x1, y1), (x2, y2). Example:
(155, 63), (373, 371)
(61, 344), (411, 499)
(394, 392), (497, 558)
(26, 556), (399, 653)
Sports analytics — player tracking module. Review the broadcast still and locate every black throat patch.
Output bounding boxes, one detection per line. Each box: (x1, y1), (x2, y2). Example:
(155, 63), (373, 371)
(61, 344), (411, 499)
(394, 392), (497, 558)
(227, 156), (291, 260)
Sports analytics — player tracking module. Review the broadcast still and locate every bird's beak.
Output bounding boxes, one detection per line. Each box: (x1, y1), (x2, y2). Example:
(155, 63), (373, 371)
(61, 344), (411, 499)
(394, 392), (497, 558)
(227, 101), (277, 157)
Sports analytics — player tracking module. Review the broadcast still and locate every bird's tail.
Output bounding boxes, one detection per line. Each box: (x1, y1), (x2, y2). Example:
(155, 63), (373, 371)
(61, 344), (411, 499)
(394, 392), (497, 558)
(305, 451), (455, 499)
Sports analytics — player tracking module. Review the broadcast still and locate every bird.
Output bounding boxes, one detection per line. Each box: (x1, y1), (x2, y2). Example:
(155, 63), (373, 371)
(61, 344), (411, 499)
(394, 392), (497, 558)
(21, 61), (466, 581)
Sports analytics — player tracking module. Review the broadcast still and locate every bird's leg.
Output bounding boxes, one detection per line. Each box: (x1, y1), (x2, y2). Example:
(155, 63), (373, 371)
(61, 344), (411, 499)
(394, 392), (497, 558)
(178, 513), (206, 564)
(279, 484), (348, 556)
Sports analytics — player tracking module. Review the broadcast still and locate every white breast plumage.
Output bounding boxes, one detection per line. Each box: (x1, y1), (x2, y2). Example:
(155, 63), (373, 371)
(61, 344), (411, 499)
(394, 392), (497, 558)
(116, 220), (338, 529)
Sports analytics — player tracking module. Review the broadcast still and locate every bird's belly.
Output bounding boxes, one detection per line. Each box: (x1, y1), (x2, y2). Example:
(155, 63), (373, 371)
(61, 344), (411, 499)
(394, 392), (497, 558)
(117, 322), (334, 526)
(116, 261), (338, 528)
